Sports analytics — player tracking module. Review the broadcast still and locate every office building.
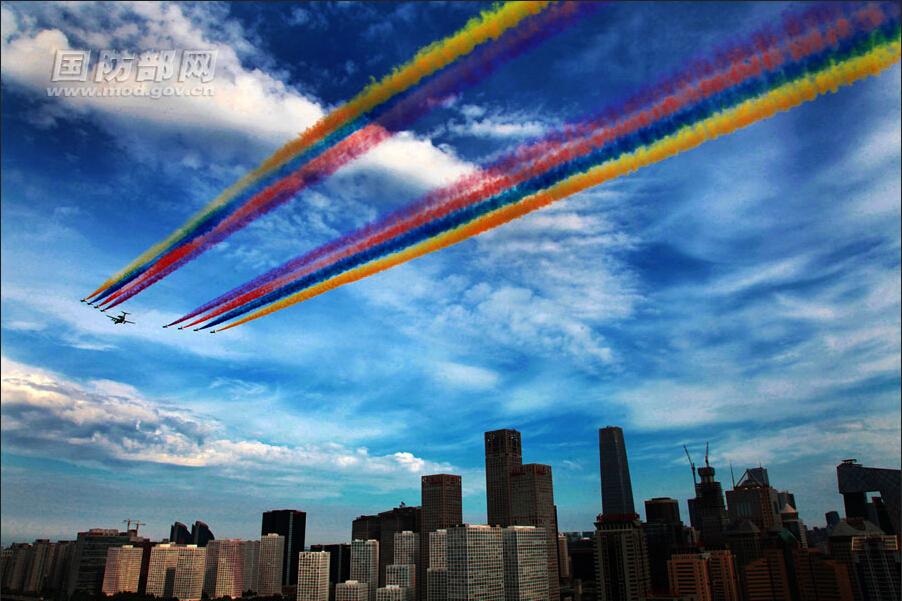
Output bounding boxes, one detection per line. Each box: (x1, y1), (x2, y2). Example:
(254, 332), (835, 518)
(394, 531), (419, 566)
(191, 521), (214, 548)
(447, 525), (504, 601)
(420, 475), (462, 601)
(378, 507), (421, 586)
(792, 548), (853, 601)
(644, 497), (687, 594)
(146, 544), (181, 598)
(706, 550), (739, 601)
(429, 530), (447, 570)
(386, 563), (415, 587)
(354, 516), (382, 546)
(510, 463), (560, 601)
(557, 535), (570, 580)
(298, 551), (331, 601)
(242, 539), (260, 594)
(726, 469), (782, 532)
(836, 459), (900, 535)
(598, 426), (636, 515)
(351, 539), (380, 601)
(259, 533), (286, 596)
(67, 528), (135, 596)
(337, 580), (370, 601)
(688, 458), (730, 549)
(204, 539), (245, 599)
(594, 514), (650, 601)
(101, 545), (144, 594)
(743, 548), (792, 601)
(485, 429), (523, 527)
(173, 545), (206, 601)
(850, 534), (900, 601)
(502, 525), (548, 601)
(667, 553), (711, 601)
(427, 568), (448, 601)
(170, 522), (192, 545)
(262, 509), (307, 587)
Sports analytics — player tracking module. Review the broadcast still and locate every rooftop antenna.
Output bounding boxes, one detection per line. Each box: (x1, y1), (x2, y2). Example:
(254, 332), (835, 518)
(730, 462), (736, 488)
(705, 441), (710, 468)
(683, 445), (697, 485)
(123, 519), (146, 534)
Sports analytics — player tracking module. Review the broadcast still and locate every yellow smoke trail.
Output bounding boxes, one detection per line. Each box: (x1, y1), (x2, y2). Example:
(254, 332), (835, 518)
(87, 1), (553, 299)
(216, 39), (901, 332)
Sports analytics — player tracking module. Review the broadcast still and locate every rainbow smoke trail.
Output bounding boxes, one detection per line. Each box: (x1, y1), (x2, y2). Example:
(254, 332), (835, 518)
(206, 14), (901, 331)
(173, 1), (876, 329)
(84, 1), (554, 303)
(95, 2), (594, 310)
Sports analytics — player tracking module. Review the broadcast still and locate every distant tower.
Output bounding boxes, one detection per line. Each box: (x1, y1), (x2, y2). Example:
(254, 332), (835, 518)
(420, 475), (462, 601)
(170, 523), (191, 545)
(502, 526), (549, 601)
(485, 429), (523, 527)
(298, 551), (331, 601)
(262, 509), (307, 586)
(351, 540), (379, 601)
(598, 427), (636, 515)
(190, 521), (214, 548)
(259, 533), (286, 596)
(446, 525), (504, 601)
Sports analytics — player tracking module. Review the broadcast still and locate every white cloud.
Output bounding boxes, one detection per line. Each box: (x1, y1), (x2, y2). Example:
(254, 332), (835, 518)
(0, 356), (454, 491)
(432, 361), (500, 391)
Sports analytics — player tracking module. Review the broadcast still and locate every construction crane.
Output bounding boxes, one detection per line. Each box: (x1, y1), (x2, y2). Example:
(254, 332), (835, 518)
(123, 519), (146, 534)
(683, 445), (697, 485)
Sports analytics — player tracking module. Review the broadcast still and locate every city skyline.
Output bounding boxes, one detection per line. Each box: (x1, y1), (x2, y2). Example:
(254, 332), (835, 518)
(2, 0), (900, 554)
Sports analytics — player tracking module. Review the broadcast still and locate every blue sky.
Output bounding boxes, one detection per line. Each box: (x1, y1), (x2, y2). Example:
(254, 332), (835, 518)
(1, 1), (899, 546)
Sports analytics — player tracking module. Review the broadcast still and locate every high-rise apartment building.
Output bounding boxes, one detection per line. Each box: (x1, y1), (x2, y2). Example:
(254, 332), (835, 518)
(420, 475), (462, 601)
(204, 539), (245, 599)
(510, 463), (560, 601)
(594, 514), (650, 601)
(668, 553), (711, 601)
(501, 526), (548, 601)
(351, 539), (380, 601)
(23, 539), (52, 593)
(429, 530), (447, 570)
(376, 584), (408, 601)
(447, 525), (504, 601)
(298, 551), (331, 601)
(259, 533), (286, 596)
(101, 545), (144, 594)
(394, 531), (419, 566)
(262, 510), (307, 587)
(337, 580), (370, 601)
(311, 544), (352, 600)
(598, 426), (636, 516)
(485, 429), (523, 527)
(173, 545), (206, 601)
(146, 544), (180, 598)
(792, 548), (853, 601)
(242, 539), (260, 594)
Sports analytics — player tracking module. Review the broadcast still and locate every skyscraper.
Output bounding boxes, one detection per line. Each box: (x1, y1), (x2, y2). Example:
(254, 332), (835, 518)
(146, 544), (180, 598)
(353, 516), (382, 544)
(173, 545), (206, 601)
(351, 539), (379, 601)
(204, 539), (245, 599)
(101, 546), (144, 594)
(850, 534), (900, 601)
(262, 509), (307, 587)
(394, 531), (419, 566)
(429, 530), (447, 570)
(726, 469), (782, 532)
(594, 514), (650, 601)
(191, 521), (214, 548)
(706, 550), (740, 601)
(67, 528), (135, 596)
(447, 525), (504, 601)
(298, 551), (331, 601)
(310, 544), (352, 601)
(386, 564), (415, 598)
(510, 463), (560, 601)
(645, 497), (687, 594)
(170, 523), (192, 545)
(378, 506), (420, 586)
(259, 533), (286, 596)
(836, 459), (901, 536)
(598, 426), (635, 516)
(420, 475), (462, 601)
(502, 526), (548, 601)
(689, 459), (730, 549)
(485, 429), (523, 527)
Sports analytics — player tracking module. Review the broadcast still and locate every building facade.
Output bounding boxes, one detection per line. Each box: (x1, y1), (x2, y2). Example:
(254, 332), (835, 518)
(510, 463), (560, 601)
(485, 429), (523, 527)
(298, 551), (331, 601)
(351, 539), (380, 601)
(598, 426), (636, 516)
(259, 533), (286, 596)
(173, 545), (206, 601)
(447, 525), (504, 601)
(501, 526), (548, 601)
(101, 545), (144, 594)
(594, 514), (650, 601)
(420, 475), (462, 601)
(262, 509), (307, 587)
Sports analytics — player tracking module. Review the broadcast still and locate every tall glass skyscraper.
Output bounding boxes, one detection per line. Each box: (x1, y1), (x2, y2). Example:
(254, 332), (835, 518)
(598, 426), (635, 516)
